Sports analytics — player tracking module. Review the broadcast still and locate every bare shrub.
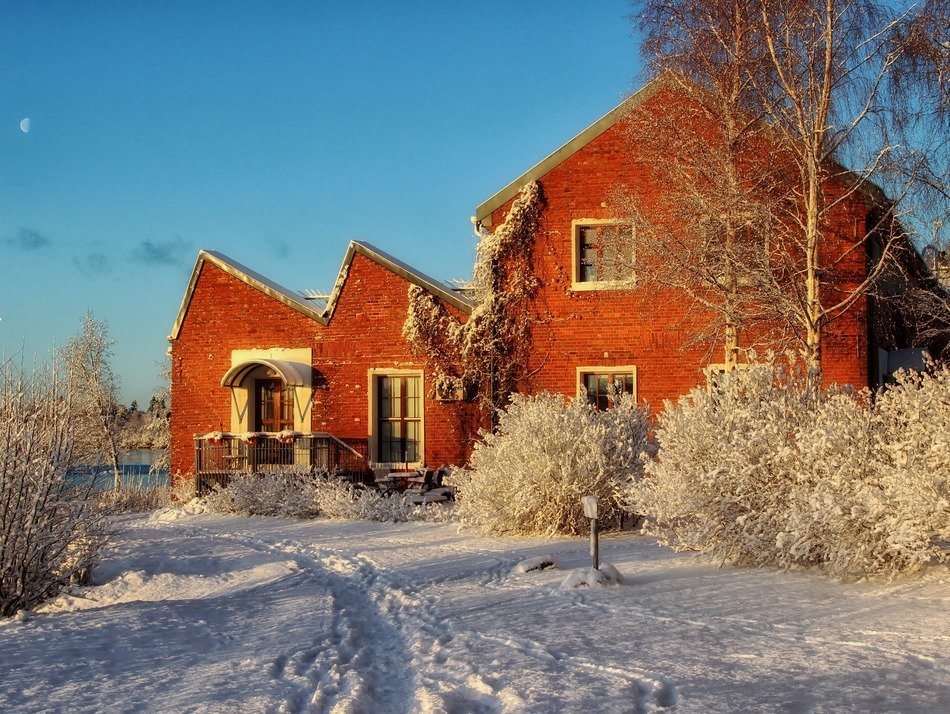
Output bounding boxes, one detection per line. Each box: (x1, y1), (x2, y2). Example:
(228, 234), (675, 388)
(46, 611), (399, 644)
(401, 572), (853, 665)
(99, 476), (171, 514)
(0, 362), (109, 617)
(454, 393), (651, 536)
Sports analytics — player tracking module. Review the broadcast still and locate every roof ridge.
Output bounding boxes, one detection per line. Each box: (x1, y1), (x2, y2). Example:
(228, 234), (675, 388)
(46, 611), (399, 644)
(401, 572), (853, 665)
(169, 242), (473, 341)
(474, 74), (673, 225)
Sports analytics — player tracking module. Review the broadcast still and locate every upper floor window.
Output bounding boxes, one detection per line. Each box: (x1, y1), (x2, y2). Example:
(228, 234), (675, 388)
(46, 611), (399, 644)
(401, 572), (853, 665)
(572, 220), (634, 289)
(577, 367), (637, 410)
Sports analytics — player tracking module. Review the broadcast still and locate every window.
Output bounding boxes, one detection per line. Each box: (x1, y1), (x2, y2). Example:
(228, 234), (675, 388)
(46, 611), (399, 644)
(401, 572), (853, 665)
(372, 373), (422, 464)
(577, 367), (637, 410)
(573, 220), (634, 288)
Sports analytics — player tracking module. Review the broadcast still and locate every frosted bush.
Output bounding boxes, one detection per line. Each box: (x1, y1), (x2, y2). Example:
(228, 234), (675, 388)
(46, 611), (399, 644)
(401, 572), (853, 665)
(638, 364), (950, 577)
(635, 366), (811, 566)
(1, 363), (110, 617)
(203, 470), (448, 523)
(454, 392), (651, 536)
(204, 471), (319, 518)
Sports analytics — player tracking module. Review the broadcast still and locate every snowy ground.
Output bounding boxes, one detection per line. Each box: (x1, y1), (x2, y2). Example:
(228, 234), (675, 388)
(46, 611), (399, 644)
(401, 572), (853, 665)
(1, 512), (947, 713)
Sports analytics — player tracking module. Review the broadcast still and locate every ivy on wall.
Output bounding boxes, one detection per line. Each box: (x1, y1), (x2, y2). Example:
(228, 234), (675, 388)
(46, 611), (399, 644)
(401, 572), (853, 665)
(403, 182), (542, 413)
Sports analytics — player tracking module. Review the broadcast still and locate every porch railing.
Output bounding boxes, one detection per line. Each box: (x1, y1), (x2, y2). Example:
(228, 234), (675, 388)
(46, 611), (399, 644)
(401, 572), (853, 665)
(194, 432), (369, 495)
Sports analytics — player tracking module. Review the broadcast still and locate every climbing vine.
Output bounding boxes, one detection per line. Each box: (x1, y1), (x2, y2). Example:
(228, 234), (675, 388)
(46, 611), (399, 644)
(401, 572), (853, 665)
(403, 181), (542, 413)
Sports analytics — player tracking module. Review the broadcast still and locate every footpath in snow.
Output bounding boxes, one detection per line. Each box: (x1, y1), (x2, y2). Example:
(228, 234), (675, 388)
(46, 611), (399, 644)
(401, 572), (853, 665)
(1, 512), (947, 713)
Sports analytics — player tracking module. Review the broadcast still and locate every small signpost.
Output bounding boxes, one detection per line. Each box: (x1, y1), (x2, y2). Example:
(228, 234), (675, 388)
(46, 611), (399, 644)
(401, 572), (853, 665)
(582, 495), (599, 570)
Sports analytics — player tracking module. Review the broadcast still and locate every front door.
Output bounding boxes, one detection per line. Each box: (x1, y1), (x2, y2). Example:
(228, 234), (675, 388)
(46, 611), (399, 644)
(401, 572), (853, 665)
(254, 379), (294, 466)
(255, 379), (294, 432)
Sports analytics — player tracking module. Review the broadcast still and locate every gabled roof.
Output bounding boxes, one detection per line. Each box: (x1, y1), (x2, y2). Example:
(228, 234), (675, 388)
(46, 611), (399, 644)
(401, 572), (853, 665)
(474, 72), (890, 226)
(168, 240), (473, 341)
(474, 75), (672, 226)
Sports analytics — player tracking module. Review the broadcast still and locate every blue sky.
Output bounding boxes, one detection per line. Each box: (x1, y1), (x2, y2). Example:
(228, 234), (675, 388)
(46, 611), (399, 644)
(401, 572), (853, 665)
(1, 1), (642, 405)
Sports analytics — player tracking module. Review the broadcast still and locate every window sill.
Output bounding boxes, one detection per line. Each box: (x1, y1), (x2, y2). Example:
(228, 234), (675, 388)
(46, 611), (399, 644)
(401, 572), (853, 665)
(570, 280), (636, 292)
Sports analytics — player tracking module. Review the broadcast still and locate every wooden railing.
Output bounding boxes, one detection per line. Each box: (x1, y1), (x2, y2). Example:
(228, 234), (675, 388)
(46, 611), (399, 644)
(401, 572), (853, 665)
(193, 432), (369, 495)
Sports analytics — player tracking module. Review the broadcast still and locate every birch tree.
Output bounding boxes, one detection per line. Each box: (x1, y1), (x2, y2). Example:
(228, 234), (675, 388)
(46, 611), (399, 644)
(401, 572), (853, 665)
(627, 0), (946, 377)
(0, 360), (109, 616)
(613, 0), (783, 369)
(60, 312), (123, 489)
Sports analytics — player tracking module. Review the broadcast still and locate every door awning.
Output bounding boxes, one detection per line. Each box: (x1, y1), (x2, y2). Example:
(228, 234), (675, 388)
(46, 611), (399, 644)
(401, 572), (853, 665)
(220, 359), (312, 388)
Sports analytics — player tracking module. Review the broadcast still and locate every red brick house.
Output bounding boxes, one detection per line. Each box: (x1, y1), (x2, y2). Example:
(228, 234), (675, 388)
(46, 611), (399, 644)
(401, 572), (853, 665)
(473, 76), (912, 410)
(169, 76), (921, 484)
(168, 242), (479, 485)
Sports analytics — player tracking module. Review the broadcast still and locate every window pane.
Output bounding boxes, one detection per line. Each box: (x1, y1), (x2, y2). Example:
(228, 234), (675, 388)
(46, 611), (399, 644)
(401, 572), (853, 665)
(577, 224), (633, 283)
(376, 375), (422, 463)
(582, 371), (635, 410)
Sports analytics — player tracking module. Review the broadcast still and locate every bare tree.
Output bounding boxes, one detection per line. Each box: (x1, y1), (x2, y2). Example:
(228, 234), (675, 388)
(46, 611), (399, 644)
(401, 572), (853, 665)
(143, 358), (171, 474)
(60, 312), (123, 489)
(614, 0), (783, 369)
(748, 0), (942, 372)
(626, 0), (947, 377)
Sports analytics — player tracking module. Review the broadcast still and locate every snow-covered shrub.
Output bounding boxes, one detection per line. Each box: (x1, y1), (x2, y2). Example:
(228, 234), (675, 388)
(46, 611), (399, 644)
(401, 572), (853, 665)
(315, 481), (420, 522)
(788, 370), (950, 576)
(203, 471), (320, 518)
(454, 392), (651, 536)
(203, 470), (446, 523)
(635, 365), (812, 566)
(638, 364), (950, 577)
(0, 363), (110, 617)
(171, 473), (197, 503)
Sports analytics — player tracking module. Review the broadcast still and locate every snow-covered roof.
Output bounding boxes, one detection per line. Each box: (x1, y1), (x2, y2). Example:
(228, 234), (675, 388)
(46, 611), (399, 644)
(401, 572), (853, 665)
(168, 240), (473, 341)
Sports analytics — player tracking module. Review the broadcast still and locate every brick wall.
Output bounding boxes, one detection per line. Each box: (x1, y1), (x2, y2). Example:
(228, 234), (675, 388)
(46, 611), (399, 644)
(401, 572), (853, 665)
(489, 86), (872, 410)
(170, 254), (479, 479)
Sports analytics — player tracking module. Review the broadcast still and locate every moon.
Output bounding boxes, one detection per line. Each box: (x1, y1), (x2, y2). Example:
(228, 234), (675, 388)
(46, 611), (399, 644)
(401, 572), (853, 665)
(19, 118), (30, 133)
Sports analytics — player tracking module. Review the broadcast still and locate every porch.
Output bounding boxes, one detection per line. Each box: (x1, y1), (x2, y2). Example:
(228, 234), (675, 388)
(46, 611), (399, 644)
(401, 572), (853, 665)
(194, 431), (370, 495)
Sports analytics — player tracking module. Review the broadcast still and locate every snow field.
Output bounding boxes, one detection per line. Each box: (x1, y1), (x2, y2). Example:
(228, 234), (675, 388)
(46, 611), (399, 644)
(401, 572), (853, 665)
(1, 513), (947, 712)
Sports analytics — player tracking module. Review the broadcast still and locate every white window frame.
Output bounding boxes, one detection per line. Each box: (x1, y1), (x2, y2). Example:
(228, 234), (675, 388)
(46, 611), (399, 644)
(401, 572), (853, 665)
(367, 368), (425, 469)
(576, 365), (638, 407)
(571, 219), (636, 291)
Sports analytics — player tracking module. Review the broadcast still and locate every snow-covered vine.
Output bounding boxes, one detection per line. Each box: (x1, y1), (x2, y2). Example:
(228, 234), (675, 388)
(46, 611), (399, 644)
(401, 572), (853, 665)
(403, 181), (542, 411)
